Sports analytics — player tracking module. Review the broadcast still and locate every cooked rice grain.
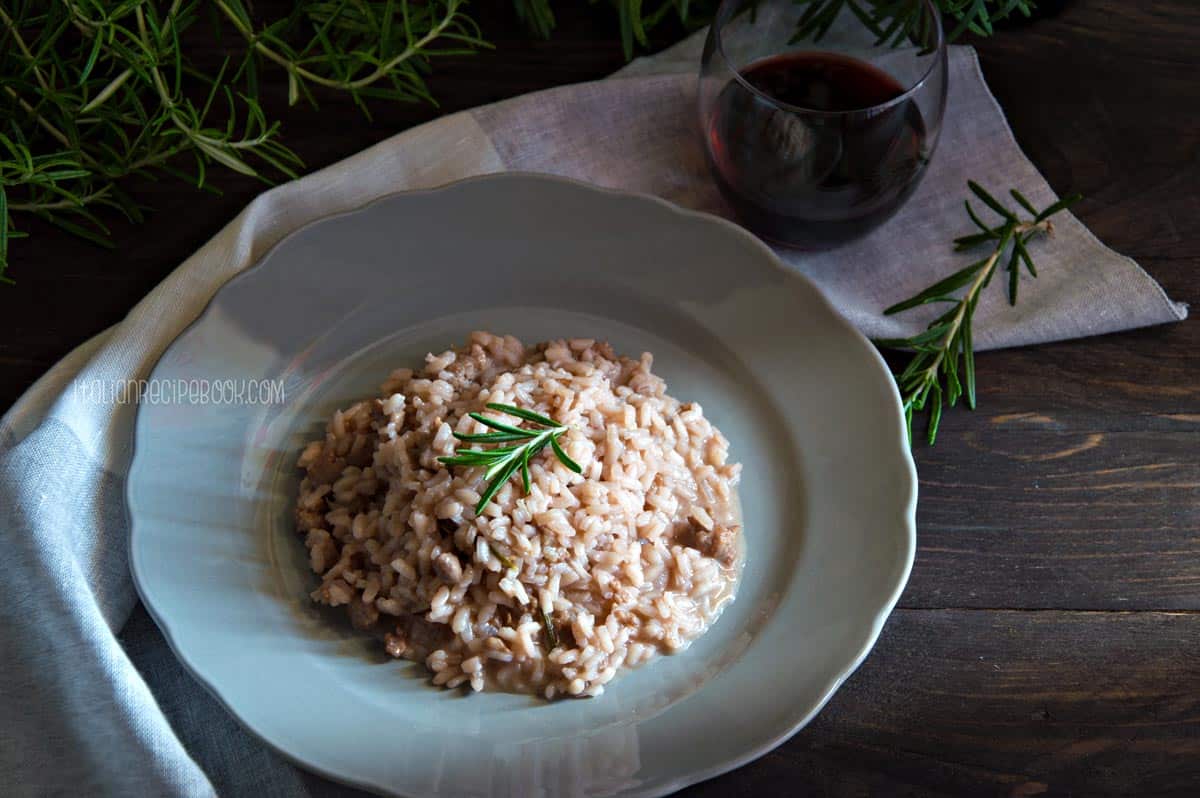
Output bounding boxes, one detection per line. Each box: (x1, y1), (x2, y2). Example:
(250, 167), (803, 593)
(295, 332), (742, 698)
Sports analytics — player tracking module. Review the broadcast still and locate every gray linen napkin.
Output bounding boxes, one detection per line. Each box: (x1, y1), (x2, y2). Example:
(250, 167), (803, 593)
(0, 29), (1184, 798)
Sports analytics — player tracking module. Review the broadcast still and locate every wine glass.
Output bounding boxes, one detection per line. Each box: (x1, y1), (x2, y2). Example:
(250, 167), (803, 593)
(699, 0), (948, 250)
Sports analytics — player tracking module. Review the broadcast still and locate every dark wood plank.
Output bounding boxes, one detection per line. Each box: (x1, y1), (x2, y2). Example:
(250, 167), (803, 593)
(887, 324), (1200, 436)
(683, 608), (1200, 797)
(908, 430), (1200, 610)
(972, 0), (1200, 293)
(894, 0), (1200, 612)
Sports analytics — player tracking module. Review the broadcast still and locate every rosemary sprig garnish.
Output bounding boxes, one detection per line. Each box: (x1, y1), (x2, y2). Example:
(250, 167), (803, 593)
(876, 181), (1081, 445)
(438, 403), (582, 514)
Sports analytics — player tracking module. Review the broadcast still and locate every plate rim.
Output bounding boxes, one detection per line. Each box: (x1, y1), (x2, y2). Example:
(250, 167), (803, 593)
(127, 171), (918, 797)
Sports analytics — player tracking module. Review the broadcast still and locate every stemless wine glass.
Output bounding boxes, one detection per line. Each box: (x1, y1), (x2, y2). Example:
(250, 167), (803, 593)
(699, 0), (948, 250)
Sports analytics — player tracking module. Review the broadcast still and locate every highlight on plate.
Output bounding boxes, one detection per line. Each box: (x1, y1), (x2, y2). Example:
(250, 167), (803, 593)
(294, 332), (743, 699)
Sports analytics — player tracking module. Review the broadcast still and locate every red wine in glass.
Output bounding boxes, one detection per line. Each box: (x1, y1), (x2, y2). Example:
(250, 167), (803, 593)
(706, 52), (929, 249)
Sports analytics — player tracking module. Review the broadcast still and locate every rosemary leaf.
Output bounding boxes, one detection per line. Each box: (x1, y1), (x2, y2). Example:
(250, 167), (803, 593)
(549, 435), (583, 474)
(519, 444), (532, 494)
(1009, 188), (1038, 217)
(1036, 193), (1083, 222)
(475, 457), (522, 513)
(953, 230), (997, 250)
(968, 180), (1017, 222)
(884, 258), (990, 315)
(486, 402), (558, 427)
(452, 431), (532, 443)
(962, 301), (976, 408)
(541, 609), (559, 650)
(468, 412), (532, 437)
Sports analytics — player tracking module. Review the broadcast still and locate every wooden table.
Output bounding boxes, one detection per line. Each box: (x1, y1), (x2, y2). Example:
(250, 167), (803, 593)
(3, 2), (1197, 795)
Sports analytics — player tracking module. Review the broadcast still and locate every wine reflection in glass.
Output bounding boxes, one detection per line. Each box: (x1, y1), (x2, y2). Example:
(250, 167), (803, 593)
(699, 0), (949, 250)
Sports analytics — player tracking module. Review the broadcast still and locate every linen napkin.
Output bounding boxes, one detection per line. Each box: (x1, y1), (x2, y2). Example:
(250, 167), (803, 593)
(0, 25), (1185, 798)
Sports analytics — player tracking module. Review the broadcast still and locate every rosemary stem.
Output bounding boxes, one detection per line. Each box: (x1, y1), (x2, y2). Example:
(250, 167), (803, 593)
(123, 145), (188, 173)
(9, 186), (113, 212)
(0, 7), (51, 94)
(917, 219), (1044, 377)
(909, 253), (993, 394)
(80, 69), (134, 114)
(214, 0), (462, 92)
(884, 183), (1075, 447)
(2, 87), (80, 159)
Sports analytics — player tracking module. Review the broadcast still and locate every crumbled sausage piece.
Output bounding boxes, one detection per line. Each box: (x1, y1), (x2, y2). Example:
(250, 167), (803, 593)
(433, 552), (463, 584)
(295, 507), (325, 533)
(442, 355), (481, 383)
(676, 519), (740, 566)
(344, 433), (374, 467)
(307, 403), (383, 479)
(708, 525), (739, 566)
(306, 444), (346, 485)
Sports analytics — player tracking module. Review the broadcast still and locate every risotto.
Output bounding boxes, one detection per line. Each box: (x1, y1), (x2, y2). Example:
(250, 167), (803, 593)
(294, 332), (743, 698)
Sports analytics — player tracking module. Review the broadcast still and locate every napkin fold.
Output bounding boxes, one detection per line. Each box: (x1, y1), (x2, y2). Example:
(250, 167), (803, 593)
(0, 29), (1184, 798)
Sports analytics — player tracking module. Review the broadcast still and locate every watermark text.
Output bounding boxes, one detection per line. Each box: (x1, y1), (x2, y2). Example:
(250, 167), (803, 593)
(72, 378), (286, 406)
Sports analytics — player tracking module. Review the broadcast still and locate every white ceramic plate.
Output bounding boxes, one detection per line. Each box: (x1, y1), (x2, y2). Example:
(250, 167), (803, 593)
(128, 173), (916, 797)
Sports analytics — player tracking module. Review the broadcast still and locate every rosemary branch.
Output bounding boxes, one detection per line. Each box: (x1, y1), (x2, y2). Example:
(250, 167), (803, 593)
(876, 181), (1081, 445)
(438, 403), (583, 514)
(791, 0), (1037, 46)
(0, 0), (487, 280)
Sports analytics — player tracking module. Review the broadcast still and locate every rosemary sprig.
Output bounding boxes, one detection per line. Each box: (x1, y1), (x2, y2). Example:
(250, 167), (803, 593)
(438, 403), (582, 514)
(876, 181), (1081, 445)
(0, 0), (487, 280)
(791, 0), (1037, 47)
(518, 1), (1030, 59)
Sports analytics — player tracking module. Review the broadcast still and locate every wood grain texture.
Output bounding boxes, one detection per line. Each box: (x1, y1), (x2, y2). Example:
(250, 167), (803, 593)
(907, 429), (1200, 611)
(684, 609), (1200, 797)
(2, 0), (1198, 795)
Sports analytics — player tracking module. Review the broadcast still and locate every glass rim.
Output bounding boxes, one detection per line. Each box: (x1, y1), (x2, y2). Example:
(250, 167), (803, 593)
(711, 0), (946, 117)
